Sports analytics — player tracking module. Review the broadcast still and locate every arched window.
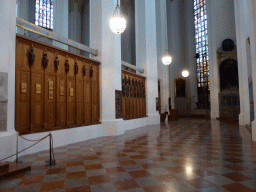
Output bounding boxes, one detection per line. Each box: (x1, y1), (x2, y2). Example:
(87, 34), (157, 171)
(194, 0), (209, 89)
(35, 0), (53, 30)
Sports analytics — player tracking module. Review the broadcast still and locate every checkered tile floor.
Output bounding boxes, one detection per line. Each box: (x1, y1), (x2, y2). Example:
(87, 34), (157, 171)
(1, 119), (256, 192)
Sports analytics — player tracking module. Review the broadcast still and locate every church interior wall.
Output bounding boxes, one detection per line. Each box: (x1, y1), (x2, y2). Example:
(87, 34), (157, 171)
(4, 0), (256, 161)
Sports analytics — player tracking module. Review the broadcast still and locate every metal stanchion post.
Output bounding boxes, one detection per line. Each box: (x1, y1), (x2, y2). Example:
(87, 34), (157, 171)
(50, 134), (52, 166)
(16, 134), (18, 164)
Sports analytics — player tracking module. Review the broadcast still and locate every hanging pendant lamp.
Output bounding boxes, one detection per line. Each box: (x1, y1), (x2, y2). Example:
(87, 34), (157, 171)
(182, 70), (189, 77)
(162, 1), (172, 65)
(162, 49), (172, 65)
(110, 0), (127, 34)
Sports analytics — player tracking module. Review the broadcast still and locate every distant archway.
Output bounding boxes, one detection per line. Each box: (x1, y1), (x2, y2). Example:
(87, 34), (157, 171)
(219, 59), (238, 91)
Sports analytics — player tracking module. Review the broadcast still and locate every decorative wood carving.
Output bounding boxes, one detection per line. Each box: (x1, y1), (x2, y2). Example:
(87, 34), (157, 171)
(115, 90), (122, 119)
(134, 79), (137, 97)
(42, 51), (49, 69)
(125, 76), (129, 97)
(137, 80), (140, 98)
(28, 46), (35, 66)
(82, 65), (86, 76)
(90, 66), (93, 77)
(121, 70), (146, 120)
(122, 76), (125, 97)
(54, 55), (59, 70)
(130, 77), (133, 97)
(65, 59), (69, 73)
(74, 61), (78, 75)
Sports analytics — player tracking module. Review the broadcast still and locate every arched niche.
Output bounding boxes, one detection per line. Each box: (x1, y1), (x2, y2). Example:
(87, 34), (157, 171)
(219, 59), (238, 92)
(217, 45), (237, 92)
(217, 41), (240, 120)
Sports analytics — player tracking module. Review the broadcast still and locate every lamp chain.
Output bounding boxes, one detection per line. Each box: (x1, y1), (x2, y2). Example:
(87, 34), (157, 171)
(165, 0), (168, 50)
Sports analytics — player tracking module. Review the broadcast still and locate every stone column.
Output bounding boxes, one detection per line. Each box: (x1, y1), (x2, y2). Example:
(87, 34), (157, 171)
(206, 0), (236, 119)
(135, 0), (160, 124)
(0, 0), (18, 161)
(248, 0), (256, 141)
(90, 0), (122, 136)
(155, 0), (169, 114)
(184, 0), (197, 111)
(234, 0), (250, 125)
(167, 0), (183, 109)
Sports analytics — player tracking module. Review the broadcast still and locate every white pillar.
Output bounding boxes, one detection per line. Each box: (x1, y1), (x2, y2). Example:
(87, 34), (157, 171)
(234, 0), (250, 125)
(90, 0), (122, 136)
(135, 0), (160, 124)
(0, 0), (18, 161)
(207, 0), (236, 118)
(248, 0), (256, 141)
(156, 0), (169, 113)
(53, 0), (69, 50)
(184, 0), (197, 110)
(167, 0), (183, 109)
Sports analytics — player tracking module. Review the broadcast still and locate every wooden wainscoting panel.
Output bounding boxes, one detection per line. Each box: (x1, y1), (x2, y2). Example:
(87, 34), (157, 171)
(56, 53), (67, 129)
(15, 71), (30, 133)
(67, 76), (76, 127)
(84, 81), (91, 125)
(91, 82), (99, 124)
(44, 75), (55, 130)
(121, 70), (146, 120)
(76, 75), (84, 126)
(56, 75), (66, 128)
(30, 72), (44, 132)
(15, 35), (101, 134)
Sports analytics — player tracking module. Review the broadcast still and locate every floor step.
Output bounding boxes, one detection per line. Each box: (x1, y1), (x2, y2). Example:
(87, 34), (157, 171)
(0, 162), (31, 179)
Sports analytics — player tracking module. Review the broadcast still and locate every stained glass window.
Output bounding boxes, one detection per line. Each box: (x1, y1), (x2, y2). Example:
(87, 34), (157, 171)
(194, 0), (209, 90)
(35, 0), (53, 30)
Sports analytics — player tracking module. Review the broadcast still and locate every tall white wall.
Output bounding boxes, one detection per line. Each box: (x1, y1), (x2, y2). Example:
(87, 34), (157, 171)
(207, 0), (236, 118)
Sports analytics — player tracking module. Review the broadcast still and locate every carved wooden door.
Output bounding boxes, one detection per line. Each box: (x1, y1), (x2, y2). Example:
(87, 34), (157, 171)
(15, 40), (31, 134)
(75, 61), (84, 126)
(56, 55), (67, 129)
(44, 51), (55, 130)
(30, 47), (45, 132)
